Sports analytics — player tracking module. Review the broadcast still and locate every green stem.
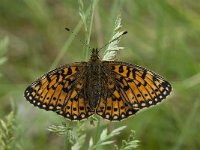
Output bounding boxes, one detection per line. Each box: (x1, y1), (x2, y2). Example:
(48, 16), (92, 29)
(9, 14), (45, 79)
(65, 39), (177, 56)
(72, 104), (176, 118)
(93, 117), (101, 150)
(63, 131), (69, 150)
(84, 0), (98, 60)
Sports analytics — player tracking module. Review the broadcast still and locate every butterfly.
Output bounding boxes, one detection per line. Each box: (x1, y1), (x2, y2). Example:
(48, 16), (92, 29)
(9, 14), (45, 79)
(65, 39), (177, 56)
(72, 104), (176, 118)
(24, 48), (172, 121)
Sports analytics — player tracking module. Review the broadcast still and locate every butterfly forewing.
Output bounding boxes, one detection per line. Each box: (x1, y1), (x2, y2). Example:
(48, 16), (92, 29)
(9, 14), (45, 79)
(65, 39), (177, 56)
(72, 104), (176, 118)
(24, 63), (94, 120)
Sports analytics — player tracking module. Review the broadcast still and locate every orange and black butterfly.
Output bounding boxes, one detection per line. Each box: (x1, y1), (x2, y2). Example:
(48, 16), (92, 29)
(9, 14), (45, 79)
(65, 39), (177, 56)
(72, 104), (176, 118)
(24, 48), (172, 121)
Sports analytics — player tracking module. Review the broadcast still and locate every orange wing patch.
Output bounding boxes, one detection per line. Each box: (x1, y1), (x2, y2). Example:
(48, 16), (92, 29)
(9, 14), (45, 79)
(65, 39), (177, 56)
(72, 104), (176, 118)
(24, 64), (94, 120)
(109, 63), (172, 109)
(96, 79), (138, 121)
(61, 88), (94, 120)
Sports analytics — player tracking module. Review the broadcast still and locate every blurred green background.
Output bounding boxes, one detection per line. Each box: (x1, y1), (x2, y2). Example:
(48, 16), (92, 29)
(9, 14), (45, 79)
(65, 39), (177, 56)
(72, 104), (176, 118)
(1, 0), (200, 149)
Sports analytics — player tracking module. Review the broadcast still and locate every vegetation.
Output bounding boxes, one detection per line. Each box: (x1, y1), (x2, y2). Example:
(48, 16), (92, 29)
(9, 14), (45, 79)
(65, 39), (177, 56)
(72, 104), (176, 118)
(0, 0), (200, 149)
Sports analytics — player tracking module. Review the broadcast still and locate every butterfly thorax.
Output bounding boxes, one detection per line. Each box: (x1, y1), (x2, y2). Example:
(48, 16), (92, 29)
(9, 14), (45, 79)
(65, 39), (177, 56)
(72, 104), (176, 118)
(89, 48), (100, 62)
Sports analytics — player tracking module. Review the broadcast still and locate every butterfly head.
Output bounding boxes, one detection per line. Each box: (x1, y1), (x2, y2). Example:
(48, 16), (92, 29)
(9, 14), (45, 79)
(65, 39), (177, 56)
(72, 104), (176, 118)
(90, 48), (100, 61)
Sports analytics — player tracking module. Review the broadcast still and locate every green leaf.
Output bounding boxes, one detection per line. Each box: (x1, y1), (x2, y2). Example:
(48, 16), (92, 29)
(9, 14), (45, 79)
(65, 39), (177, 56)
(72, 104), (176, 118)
(0, 57), (7, 65)
(0, 120), (7, 133)
(0, 37), (9, 56)
(100, 128), (108, 141)
(100, 140), (115, 146)
(115, 130), (139, 150)
(72, 134), (86, 150)
(102, 15), (126, 61)
(89, 137), (93, 147)
(78, 0), (87, 31)
(0, 111), (18, 150)
(108, 126), (126, 137)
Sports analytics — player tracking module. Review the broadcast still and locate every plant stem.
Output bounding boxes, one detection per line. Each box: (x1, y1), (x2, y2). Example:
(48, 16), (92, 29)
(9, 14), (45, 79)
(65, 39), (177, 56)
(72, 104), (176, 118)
(63, 131), (69, 150)
(93, 116), (101, 150)
(84, 0), (98, 61)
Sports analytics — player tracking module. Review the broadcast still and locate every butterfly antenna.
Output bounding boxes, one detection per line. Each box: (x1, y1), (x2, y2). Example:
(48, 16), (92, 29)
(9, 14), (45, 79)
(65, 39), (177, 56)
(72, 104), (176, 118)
(65, 27), (92, 50)
(98, 31), (128, 52)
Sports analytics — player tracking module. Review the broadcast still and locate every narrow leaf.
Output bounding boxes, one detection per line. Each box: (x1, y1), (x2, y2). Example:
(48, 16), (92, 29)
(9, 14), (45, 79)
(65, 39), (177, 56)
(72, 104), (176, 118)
(100, 140), (115, 146)
(100, 128), (108, 141)
(0, 57), (7, 65)
(89, 137), (93, 147)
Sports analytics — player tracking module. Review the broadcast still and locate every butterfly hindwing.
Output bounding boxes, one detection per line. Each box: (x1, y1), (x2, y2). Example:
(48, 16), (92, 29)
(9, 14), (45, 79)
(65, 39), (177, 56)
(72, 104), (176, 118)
(61, 80), (94, 120)
(96, 78), (138, 121)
